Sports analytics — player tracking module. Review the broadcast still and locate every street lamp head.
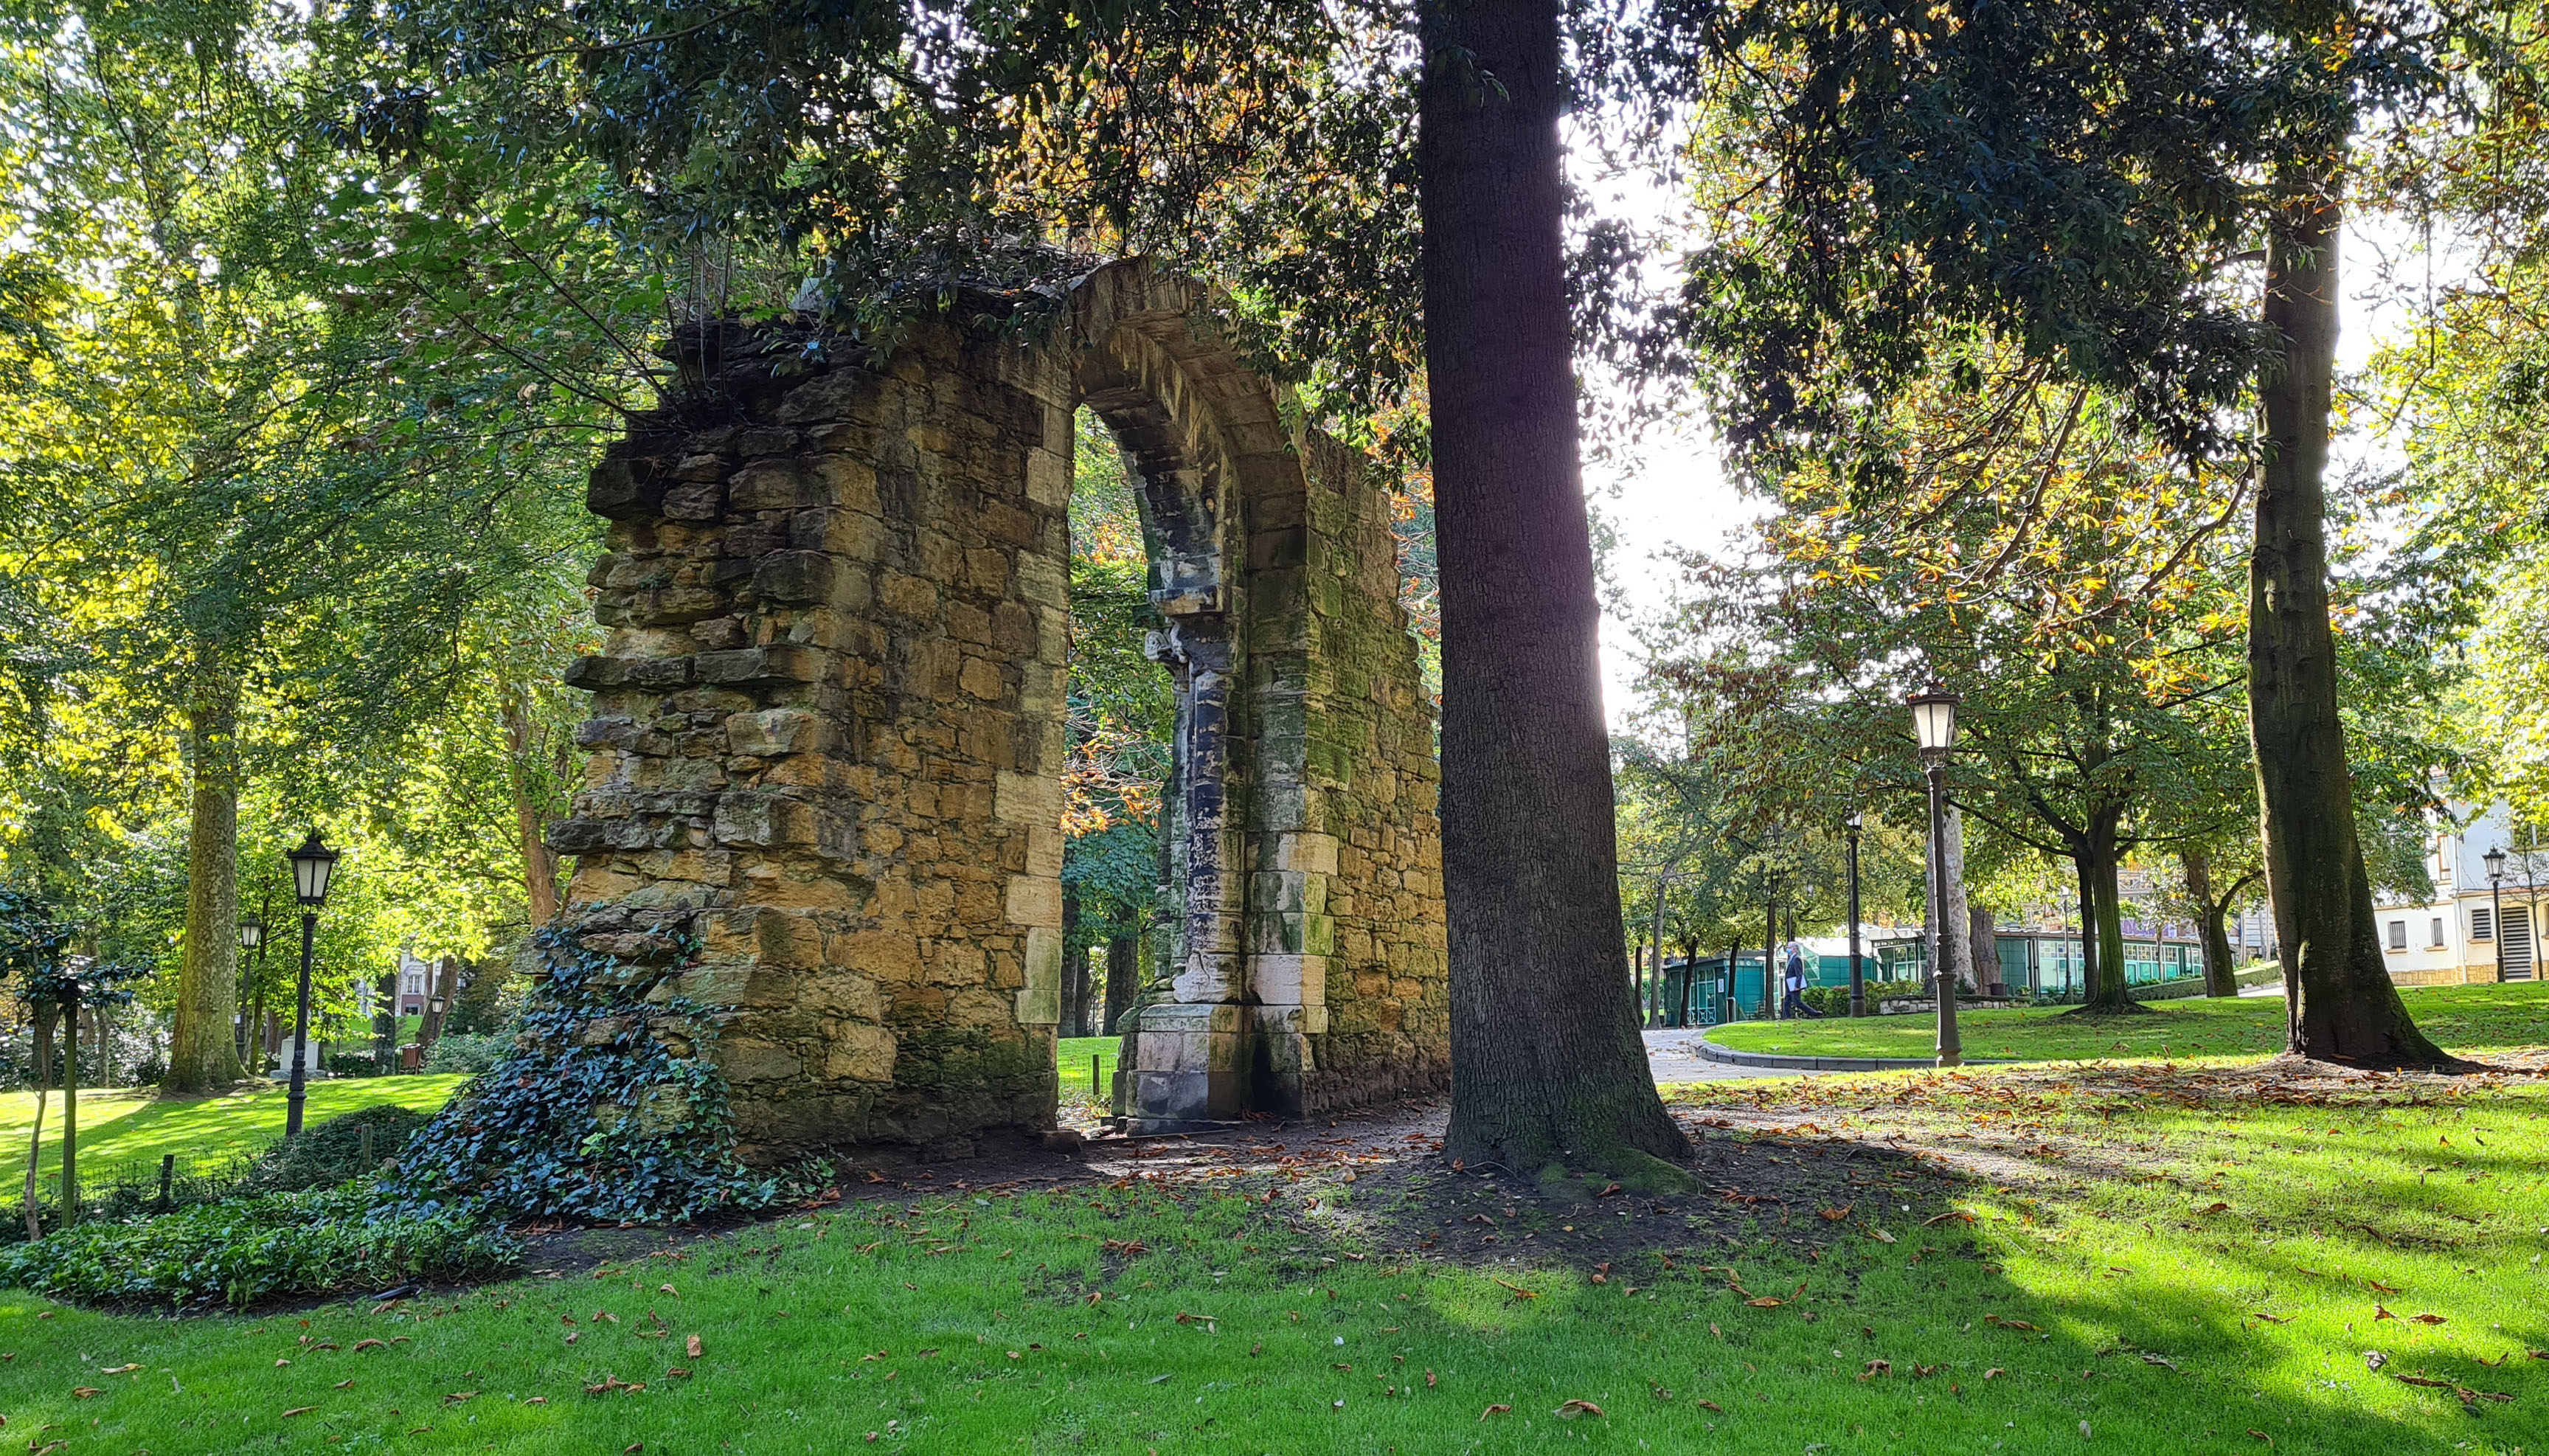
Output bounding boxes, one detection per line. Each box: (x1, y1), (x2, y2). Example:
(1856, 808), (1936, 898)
(238, 914), (263, 951)
(2486, 845), (2508, 882)
(1907, 684), (1960, 758)
(428, 995), (447, 1015)
(287, 831), (339, 907)
(1845, 811), (1863, 834)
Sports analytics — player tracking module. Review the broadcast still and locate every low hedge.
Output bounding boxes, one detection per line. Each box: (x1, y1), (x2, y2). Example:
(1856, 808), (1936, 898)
(0, 1186), (520, 1310)
(240, 1106), (434, 1196)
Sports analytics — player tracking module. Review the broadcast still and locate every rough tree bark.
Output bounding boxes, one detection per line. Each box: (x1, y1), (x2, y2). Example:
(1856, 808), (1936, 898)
(2076, 808), (2132, 1013)
(166, 655), (245, 1092)
(2181, 847), (2257, 999)
(502, 698), (563, 927)
(2250, 176), (2450, 1066)
(1423, 0), (1688, 1185)
(1059, 890), (1089, 1039)
(1103, 935), (1138, 1036)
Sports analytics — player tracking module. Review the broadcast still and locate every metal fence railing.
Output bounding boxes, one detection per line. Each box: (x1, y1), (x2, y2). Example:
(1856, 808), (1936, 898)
(0, 1145), (266, 1239)
(1061, 1051), (1117, 1107)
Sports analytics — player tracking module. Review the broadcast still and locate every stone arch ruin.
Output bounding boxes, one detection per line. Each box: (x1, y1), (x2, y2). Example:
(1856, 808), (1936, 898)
(552, 261), (1448, 1157)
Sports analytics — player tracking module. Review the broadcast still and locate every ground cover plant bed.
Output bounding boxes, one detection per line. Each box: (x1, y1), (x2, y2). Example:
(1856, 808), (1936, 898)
(0, 1060), (2536, 1452)
(1707, 982), (2549, 1066)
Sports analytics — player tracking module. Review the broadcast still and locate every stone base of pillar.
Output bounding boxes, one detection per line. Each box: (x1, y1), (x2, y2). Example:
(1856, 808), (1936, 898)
(1124, 1002), (1255, 1132)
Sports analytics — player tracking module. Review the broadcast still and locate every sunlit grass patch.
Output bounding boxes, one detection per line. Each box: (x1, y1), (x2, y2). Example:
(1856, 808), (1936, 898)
(1710, 982), (2549, 1065)
(0, 1064), (2534, 1452)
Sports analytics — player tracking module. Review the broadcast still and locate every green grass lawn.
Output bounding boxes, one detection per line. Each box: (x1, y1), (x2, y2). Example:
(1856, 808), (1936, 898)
(0, 1062), (2538, 1452)
(1056, 1036), (1119, 1108)
(1709, 981), (2549, 1064)
(0, 1076), (469, 1192)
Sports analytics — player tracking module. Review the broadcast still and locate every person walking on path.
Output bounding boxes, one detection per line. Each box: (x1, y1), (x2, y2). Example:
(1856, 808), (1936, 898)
(1780, 938), (1823, 1019)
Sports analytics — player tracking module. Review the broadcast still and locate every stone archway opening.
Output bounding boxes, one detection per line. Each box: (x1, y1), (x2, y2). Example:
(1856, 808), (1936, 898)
(556, 262), (1449, 1162)
(1054, 403), (1173, 1126)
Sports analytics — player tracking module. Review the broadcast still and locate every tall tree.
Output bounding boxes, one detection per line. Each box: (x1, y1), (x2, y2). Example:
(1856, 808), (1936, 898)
(371, 0), (1687, 1176)
(1421, 0), (1686, 1182)
(1619, 0), (2465, 1064)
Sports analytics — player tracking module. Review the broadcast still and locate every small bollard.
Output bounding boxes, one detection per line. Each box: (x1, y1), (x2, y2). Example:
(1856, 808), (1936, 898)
(1092, 1055), (1102, 1100)
(156, 1153), (174, 1212)
(359, 1123), (375, 1168)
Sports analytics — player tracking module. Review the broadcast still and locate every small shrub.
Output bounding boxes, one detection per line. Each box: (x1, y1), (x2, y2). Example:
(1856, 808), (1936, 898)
(423, 1032), (510, 1074)
(0, 1186), (519, 1309)
(242, 1106), (434, 1196)
(381, 914), (781, 1225)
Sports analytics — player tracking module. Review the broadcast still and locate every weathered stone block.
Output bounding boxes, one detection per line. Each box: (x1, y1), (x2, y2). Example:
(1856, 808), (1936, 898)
(560, 262), (1444, 1157)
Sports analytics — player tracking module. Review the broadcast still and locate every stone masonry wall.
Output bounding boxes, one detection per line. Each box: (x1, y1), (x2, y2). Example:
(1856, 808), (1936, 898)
(551, 263), (1444, 1159)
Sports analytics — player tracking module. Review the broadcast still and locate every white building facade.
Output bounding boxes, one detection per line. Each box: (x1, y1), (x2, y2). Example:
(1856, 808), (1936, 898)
(2374, 800), (2542, 985)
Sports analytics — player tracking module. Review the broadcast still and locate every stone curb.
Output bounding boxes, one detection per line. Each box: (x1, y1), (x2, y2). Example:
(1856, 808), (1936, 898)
(1690, 1034), (2015, 1072)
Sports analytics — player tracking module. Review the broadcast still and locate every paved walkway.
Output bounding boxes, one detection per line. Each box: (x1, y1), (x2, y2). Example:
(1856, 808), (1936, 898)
(1643, 1027), (1789, 1083)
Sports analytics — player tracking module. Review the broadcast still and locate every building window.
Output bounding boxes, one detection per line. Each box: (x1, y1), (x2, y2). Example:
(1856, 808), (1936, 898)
(403, 971), (424, 995)
(2387, 920), (2407, 951)
(2432, 918), (2446, 947)
(2473, 907), (2494, 940)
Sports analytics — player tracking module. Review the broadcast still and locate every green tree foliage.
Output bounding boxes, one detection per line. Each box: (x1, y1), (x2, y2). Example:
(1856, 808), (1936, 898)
(1062, 412), (1171, 970)
(1605, 0), (2470, 1063)
(0, 0), (626, 1081)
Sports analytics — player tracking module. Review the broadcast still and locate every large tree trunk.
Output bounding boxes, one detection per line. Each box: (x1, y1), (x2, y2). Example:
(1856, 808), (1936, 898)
(1422, 0), (1687, 1184)
(1059, 890), (1088, 1039)
(502, 698), (563, 927)
(166, 658), (245, 1092)
(1969, 906), (1998, 993)
(2070, 811), (2131, 1014)
(1103, 935), (1139, 1036)
(2250, 178), (2449, 1066)
(2182, 847), (2244, 998)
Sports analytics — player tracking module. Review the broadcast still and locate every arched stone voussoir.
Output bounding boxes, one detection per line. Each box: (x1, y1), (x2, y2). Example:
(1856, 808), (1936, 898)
(550, 259), (1446, 1160)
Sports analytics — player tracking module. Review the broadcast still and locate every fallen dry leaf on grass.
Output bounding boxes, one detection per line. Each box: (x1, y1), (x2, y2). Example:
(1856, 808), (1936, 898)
(1695, 1398), (1723, 1412)
(686, 1334), (702, 1359)
(69, 1388), (98, 1400)
(1553, 1399), (1603, 1418)
(2409, 1313), (2446, 1325)
(280, 1406), (316, 1418)
(1479, 1404), (1511, 1420)
(2250, 1312), (2290, 1325)
(98, 1365), (138, 1376)
(2373, 1306), (2398, 1322)
(1924, 1209), (1977, 1226)
(353, 1339), (384, 1352)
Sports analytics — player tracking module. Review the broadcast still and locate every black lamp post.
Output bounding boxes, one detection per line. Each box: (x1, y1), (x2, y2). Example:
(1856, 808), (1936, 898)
(2485, 845), (2508, 982)
(235, 914), (264, 1066)
(1908, 684), (1963, 1068)
(1845, 812), (1866, 1018)
(283, 831), (338, 1137)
